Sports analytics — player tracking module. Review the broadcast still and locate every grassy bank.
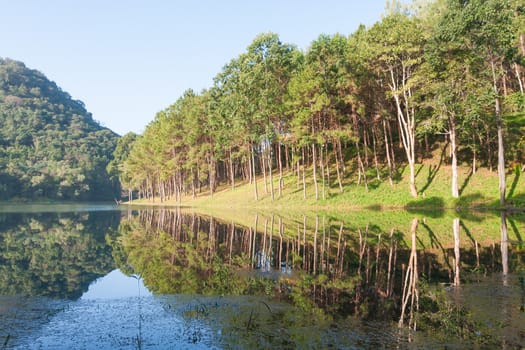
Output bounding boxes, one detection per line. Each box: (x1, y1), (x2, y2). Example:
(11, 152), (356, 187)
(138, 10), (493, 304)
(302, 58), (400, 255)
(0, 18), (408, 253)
(127, 161), (525, 212)
(123, 161), (525, 249)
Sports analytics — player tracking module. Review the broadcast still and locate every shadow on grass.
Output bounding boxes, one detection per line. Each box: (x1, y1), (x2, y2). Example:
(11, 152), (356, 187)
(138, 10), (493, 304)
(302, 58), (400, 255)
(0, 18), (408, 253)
(454, 193), (493, 209)
(393, 164), (406, 183)
(415, 163), (425, 178)
(506, 193), (525, 210)
(367, 179), (382, 190)
(459, 168), (474, 196)
(405, 196), (445, 218)
(418, 142), (448, 195)
(508, 167), (521, 199)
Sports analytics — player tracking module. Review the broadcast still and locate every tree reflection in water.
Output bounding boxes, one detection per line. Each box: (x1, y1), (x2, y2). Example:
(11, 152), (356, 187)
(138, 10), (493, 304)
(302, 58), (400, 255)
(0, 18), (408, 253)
(114, 208), (525, 348)
(0, 211), (119, 299)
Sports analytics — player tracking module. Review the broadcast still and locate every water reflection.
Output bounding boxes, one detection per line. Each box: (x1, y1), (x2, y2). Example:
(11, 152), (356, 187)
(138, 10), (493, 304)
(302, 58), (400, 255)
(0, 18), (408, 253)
(0, 208), (122, 348)
(501, 211), (509, 280)
(1, 206), (524, 348)
(0, 210), (119, 299)
(115, 208), (525, 348)
(81, 269), (151, 300)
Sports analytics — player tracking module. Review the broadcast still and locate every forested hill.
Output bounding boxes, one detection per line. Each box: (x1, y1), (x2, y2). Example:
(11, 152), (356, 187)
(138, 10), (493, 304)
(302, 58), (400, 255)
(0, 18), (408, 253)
(0, 58), (119, 200)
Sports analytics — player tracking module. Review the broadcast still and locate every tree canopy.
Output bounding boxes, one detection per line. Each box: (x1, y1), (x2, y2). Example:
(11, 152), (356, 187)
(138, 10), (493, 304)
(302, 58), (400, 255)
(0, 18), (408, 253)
(0, 58), (119, 200)
(118, 0), (524, 205)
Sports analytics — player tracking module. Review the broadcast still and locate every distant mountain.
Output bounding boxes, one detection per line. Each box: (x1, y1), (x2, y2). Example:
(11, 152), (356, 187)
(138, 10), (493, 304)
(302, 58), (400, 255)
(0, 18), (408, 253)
(0, 58), (119, 200)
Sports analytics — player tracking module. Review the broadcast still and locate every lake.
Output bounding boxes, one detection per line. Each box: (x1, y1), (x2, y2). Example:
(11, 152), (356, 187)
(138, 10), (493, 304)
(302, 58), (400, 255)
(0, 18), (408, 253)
(0, 203), (524, 349)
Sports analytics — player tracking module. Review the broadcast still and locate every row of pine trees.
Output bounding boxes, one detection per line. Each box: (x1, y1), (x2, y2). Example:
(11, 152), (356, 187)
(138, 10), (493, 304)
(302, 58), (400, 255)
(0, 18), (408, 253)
(111, 0), (525, 204)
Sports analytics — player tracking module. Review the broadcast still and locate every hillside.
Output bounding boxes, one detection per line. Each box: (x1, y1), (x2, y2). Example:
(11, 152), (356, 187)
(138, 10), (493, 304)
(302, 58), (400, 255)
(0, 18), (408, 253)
(0, 58), (118, 200)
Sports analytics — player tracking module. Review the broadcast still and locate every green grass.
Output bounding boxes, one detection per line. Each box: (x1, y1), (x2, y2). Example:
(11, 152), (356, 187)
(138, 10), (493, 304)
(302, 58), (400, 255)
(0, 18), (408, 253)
(130, 161), (525, 211)
(126, 160), (525, 248)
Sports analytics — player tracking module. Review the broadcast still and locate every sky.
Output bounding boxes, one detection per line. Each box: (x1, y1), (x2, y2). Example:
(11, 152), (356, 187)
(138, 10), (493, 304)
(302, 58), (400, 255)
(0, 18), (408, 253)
(1, 1), (390, 136)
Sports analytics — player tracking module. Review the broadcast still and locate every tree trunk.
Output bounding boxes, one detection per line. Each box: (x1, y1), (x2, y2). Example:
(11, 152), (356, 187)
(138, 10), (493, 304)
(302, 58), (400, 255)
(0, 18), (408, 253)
(334, 144), (344, 193)
(521, 33), (525, 57)
(363, 128), (369, 168)
(408, 162), (417, 197)
(312, 143), (319, 200)
(158, 174), (164, 203)
(449, 117), (459, 198)
(325, 145), (330, 192)
(261, 146), (268, 194)
(387, 119), (396, 169)
(285, 143), (290, 170)
(355, 141), (368, 192)
(496, 97), (506, 205)
(313, 216), (318, 275)
(501, 62), (508, 97)
(209, 154), (215, 197)
(278, 142), (283, 197)
(514, 63), (524, 94)
(320, 143), (326, 200)
(383, 119), (394, 186)
(268, 146), (274, 201)
(390, 66), (417, 197)
(229, 149), (235, 191)
(472, 135), (477, 175)
(302, 147), (306, 200)
(251, 145), (258, 201)
(486, 129), (493, 172)
(248, 149), (252, 184)
(337, 139), (346, 174)
(491, 60), (506, 206)
(372, 127), (381, 180)
(292, 147), (301, 189)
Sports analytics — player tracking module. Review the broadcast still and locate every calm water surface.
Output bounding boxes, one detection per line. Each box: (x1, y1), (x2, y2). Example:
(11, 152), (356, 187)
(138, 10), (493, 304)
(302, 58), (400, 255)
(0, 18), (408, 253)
(0, 204), (523, 349)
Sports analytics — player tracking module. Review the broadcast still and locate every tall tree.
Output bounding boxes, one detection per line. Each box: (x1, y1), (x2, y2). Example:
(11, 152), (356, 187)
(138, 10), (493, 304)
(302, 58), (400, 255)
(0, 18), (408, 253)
(366, 13), (426, 197)
(423, 1), (492, 198)
(439, 0), (517, 205)
(242, 33), (299, 200)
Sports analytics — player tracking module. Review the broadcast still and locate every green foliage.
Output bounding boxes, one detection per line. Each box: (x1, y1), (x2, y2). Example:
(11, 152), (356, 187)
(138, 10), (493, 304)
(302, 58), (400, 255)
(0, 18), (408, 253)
(106, 132), (138, 197)
(0, 210), (118, 298)
(114, 1), (524, 204)
(0, 58), (119, 200)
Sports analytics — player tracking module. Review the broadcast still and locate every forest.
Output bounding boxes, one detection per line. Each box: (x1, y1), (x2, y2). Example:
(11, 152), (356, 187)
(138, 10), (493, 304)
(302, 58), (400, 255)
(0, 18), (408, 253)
(113, 0), (525, 206)
(0, 58), (119, 200)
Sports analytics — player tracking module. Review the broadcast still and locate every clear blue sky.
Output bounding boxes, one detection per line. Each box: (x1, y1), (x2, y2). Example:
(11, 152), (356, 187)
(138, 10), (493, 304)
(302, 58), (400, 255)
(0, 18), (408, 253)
(1, 1), (389, 136)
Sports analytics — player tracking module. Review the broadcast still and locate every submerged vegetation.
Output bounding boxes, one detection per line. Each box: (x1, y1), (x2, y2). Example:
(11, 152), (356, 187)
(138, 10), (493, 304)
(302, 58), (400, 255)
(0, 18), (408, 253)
(113, 0), (525, 209)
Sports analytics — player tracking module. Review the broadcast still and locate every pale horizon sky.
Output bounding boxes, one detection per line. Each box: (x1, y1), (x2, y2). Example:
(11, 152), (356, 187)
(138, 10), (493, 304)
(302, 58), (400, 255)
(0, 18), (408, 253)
(1, 1), (391, 136)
